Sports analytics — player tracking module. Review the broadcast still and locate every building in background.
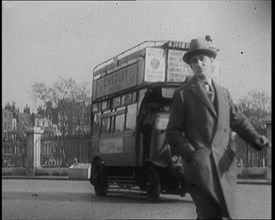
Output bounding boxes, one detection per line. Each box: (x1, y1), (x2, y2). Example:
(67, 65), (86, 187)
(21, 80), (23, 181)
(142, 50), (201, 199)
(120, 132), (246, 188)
(33, 113), (60, 136)
(17, 112), (33, 138)
(2, 108), (13, 140)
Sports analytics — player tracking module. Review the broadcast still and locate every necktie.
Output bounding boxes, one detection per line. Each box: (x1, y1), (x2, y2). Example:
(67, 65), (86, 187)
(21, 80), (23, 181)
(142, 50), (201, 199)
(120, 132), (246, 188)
(205, 83), (215, 103)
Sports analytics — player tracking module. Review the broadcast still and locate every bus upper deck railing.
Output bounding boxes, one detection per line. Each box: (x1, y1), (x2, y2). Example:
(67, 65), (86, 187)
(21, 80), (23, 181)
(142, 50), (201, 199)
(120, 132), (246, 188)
(93, 40), (168, 79)
(92, 40), (219, 81)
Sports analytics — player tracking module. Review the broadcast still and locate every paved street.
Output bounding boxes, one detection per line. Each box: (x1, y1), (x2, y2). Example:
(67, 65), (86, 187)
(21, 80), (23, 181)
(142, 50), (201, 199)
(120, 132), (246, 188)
(2, 179), (271, 219)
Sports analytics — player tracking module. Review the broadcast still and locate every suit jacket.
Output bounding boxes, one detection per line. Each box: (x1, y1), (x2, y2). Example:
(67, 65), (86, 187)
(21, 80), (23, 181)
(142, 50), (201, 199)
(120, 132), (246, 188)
(166, 76), (263, 218)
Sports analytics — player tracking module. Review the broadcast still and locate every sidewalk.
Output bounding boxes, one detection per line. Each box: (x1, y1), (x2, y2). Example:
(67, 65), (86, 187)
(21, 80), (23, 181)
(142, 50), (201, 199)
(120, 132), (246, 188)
(2, 166), (271, 184)
(2, 175), (70, 181)
(237, 178), (271, 185)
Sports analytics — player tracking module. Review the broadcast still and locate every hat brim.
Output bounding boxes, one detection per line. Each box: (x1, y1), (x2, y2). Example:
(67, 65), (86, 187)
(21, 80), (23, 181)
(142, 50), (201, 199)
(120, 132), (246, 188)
(183, 49), (217, 64)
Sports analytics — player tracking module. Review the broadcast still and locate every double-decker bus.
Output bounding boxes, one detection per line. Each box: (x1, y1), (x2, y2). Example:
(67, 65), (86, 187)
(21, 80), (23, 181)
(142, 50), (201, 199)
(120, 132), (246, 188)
(89, 40), (219, 201)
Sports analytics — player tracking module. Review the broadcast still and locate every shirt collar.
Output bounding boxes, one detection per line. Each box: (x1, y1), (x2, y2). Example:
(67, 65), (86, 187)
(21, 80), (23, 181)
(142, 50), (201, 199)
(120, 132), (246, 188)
(206, 78), (212, 86)
(194, 75), (213, 86)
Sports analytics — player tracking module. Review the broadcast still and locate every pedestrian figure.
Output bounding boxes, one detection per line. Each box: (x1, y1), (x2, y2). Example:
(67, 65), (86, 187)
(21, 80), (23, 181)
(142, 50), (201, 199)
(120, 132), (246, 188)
(166, 37), (271, 220)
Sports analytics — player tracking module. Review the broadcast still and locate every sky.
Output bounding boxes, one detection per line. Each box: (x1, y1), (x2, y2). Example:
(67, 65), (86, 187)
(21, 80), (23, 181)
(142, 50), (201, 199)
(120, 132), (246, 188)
(2, 1), (271, 113)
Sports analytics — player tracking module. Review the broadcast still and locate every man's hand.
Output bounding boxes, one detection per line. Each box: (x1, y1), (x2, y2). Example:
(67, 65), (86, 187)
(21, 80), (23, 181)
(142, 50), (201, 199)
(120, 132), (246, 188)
(255, 135), (271, 149)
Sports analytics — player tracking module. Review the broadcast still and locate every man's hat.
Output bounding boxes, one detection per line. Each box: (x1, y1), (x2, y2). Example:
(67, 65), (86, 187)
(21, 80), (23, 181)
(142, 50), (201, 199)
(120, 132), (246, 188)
(183, 37), (218, 64)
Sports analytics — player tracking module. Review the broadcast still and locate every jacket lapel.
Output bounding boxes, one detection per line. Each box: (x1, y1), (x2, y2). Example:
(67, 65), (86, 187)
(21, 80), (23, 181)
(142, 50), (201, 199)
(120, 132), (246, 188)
(212, 82), (226, 126)
(189, 78), (217, 117)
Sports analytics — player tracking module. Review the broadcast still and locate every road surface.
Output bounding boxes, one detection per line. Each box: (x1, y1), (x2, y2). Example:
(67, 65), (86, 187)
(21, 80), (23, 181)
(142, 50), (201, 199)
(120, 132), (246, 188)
(2, 179), (271, 219)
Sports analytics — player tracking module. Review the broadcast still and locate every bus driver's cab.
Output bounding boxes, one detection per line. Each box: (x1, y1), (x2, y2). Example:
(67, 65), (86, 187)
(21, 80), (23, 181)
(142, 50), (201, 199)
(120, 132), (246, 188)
(138, 87), (162, 161)
(138, 86), (170, 163)
(138, 85), (184, 177)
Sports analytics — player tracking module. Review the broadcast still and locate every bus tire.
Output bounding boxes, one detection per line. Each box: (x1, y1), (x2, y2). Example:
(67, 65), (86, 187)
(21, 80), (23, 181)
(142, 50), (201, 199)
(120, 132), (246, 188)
(93, 161), (108, 196)
(147, 166), (161, 202)
(90, 160), (99, 185)
(89, 163), (95, 185)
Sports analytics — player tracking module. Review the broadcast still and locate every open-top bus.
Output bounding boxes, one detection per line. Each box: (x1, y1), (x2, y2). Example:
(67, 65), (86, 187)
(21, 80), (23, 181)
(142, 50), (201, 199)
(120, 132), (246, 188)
(89, 40), (219, 201)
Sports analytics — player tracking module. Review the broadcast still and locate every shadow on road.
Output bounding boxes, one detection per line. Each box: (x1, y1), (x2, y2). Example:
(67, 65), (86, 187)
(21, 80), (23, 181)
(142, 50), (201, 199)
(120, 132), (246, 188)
(91, 191), (193, 204)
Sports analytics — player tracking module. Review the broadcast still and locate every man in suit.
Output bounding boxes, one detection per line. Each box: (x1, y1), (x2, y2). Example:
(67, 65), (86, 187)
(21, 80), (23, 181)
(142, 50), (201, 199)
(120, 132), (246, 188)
(166, 37), (271, 220)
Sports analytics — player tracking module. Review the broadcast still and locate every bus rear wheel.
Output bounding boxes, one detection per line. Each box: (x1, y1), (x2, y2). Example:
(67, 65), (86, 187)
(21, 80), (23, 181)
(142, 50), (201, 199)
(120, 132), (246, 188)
(147, 166), (161, 202)
(93, 161), (108, 196)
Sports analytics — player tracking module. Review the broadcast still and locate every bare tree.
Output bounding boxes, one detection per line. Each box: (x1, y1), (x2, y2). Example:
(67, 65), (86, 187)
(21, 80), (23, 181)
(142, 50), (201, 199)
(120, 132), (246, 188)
(31, 76), (91, 136)
(237, 90), (271, 132)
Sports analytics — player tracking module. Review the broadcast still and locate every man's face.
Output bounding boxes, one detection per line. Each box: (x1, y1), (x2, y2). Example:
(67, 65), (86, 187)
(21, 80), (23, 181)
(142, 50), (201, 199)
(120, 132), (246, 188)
(189, 54), (214, 81)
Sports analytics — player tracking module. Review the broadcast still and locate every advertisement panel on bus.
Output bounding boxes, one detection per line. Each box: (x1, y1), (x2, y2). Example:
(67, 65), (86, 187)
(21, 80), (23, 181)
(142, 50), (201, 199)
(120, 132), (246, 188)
(144, 48), (166, 82)
(93, 63), (139, 100)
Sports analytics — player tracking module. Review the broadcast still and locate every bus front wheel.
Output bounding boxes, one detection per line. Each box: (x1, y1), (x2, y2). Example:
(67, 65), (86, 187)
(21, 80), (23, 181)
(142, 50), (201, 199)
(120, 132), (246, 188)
(93, 161), (108, 196)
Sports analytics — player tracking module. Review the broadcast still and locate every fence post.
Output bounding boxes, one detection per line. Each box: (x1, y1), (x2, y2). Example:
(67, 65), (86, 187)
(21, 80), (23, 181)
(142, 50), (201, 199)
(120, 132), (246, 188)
(261, 121), (271, 179)
(266, 125), (272, 179)
(266, 147), (271, 179)
(25, 127), (44, 176)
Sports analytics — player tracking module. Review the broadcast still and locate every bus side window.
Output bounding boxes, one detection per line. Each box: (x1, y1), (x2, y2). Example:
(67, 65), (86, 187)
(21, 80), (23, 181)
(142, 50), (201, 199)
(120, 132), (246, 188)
(114, 107), (125, 133)
(92, 113), (101, 136)
(126, 103), (137, 131)
(101, 110), (111, 134)
(101, 117), (110, 134)
(110, 116), (115, 133)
